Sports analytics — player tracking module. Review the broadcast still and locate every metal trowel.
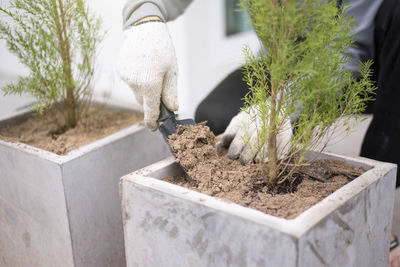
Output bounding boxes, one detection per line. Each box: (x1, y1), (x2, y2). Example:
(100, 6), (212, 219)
(158, 101), (196, 154)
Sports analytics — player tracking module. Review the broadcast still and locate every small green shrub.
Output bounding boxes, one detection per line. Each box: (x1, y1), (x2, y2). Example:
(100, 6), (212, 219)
(0, 0), (104, 129)
(240, 0), (375, 186)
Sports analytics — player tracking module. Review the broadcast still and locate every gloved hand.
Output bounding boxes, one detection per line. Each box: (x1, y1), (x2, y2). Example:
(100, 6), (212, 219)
(216, 107), (293, 164)
(118, 22), (179, 131)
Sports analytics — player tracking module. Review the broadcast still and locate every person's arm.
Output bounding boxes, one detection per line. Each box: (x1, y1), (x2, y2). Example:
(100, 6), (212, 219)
(345, 0), (383, 76)
(119, 0), (192, 131)
(123, 0), (193, 29)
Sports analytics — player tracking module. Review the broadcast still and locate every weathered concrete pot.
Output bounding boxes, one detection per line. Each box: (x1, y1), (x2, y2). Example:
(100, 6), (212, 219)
(0, 108), (170, 267)
(120, 153), (397, 267)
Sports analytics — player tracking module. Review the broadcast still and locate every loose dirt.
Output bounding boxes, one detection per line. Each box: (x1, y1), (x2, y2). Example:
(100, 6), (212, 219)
(164, 122), (364, 219)
(0, 106), (143, 155)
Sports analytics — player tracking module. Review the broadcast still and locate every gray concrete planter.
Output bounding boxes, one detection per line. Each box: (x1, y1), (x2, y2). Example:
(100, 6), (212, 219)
(0, 108), (170, 267)
(120, 153), (397, 267)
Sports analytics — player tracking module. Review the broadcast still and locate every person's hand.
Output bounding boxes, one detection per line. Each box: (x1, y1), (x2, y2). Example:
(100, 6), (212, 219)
(216, 107), (293, 164)
(118, 21), (178, 131)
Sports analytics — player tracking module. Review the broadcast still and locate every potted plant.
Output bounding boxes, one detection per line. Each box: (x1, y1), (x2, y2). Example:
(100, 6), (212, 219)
(120, 0), (397, 266)
(0, 0), (169, 266)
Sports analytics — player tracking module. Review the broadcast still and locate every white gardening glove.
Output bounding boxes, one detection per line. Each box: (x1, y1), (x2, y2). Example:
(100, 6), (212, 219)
(216, 107), (293, 164)
(118, 22), (178, 131)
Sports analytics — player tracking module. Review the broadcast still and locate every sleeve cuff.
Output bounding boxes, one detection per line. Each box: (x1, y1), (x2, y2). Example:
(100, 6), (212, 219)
(123, 2), (165, 30)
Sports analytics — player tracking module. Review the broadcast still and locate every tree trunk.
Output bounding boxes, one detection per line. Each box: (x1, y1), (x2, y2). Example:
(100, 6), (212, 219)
(267, 91), (278, 185)
(53, 0), (77, 129)
(65, 86), (77, 128)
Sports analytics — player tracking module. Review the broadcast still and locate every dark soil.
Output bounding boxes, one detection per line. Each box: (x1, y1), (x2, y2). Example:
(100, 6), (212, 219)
(164, 122), (364, 219)
(0, 106), (143, 155)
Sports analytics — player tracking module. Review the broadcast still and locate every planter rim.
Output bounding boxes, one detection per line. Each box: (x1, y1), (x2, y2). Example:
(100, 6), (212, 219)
(0, 105), (145, 164)
(122, 153), (397, 238)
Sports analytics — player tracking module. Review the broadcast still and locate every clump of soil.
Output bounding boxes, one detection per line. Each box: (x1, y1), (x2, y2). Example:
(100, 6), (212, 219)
(168, 122), (218, 170)
(165, 122), (364, 219)
(0, 106), (142, 155)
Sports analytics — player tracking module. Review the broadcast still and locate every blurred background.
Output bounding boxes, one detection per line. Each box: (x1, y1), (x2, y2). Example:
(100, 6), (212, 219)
(0, 0), (259, 119)
(0, 0), (372, 156)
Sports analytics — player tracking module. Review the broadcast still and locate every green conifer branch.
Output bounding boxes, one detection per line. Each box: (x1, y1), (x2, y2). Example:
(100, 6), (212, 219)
(240, 0), (376, 186)
(0, 0), (104, 129)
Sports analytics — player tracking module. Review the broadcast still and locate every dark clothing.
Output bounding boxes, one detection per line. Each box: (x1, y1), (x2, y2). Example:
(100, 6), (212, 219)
(360, 0), (400, 187)
(195, 68), (249, 135)
(196, 0), (400, 186)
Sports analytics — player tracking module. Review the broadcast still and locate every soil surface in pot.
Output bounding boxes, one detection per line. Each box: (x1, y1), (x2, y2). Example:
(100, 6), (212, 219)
(164, 123), (364, 219)
(0, 106), (142, 155)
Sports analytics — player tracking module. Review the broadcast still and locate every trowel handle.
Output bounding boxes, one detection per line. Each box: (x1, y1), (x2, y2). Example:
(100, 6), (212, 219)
(158, 101), (176, 122)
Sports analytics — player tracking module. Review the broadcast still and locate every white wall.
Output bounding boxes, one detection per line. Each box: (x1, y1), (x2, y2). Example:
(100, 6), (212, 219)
(173, 0), (259, 118)
(0, 0), (29, 77)
(0, 0), (259, 118)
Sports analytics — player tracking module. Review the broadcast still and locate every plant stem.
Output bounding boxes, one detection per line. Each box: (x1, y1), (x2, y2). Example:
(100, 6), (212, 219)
(54, 0), (76, 128)
(266, 0), (279, 185)
(267, 87), (278, 185)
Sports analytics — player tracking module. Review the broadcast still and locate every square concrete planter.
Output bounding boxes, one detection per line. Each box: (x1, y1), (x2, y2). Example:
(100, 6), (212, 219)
(120, 153), (397, 267)
(0, 107), (170, 267)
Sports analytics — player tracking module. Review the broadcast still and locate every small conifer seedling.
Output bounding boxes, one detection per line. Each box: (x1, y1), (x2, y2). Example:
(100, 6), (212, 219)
(240, 0), (375, 186)
(0, 0), (104, 129)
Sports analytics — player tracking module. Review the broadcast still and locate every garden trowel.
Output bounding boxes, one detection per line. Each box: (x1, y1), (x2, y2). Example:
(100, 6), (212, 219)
(158, 101), (196, 154)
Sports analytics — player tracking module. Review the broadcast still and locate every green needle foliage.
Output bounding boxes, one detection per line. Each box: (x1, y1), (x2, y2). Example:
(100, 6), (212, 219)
(240, 0), (375, 186)
(0, 0), (104, 129)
